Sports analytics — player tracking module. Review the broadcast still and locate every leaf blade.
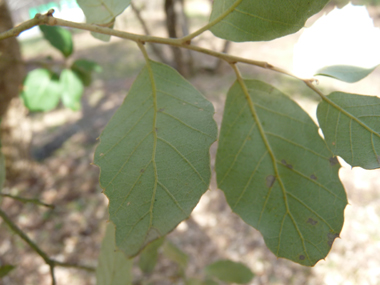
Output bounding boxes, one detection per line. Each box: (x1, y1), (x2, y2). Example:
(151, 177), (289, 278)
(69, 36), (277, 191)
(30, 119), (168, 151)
(216, 80), (347, 266)
(317, 92), (380, 169)
(209, 0), (329, 42)
(315, 65), (378, 83)
(39, 25), (73, 58)
(60, 69), (84, 111)
(204, 260), (254, 284)
(20, 69), (61, 112)
(96, 223), (132, 285)
(94, 61), (217, 257)
(77, 0), (131, 41)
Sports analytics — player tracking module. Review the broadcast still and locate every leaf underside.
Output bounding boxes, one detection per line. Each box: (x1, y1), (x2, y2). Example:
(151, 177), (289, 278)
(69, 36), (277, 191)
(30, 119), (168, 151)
(316, 65), (378, 83)
(96, 223), (132, 285)
(317, 92), (380, 169)
(209, 0), (329, 42)
(94, 60), (217, 257)
(77, 0), (131, 41)
(204, 260), (254, 284)
(60, 69), (84, 111)
(216, 80), (347, 266)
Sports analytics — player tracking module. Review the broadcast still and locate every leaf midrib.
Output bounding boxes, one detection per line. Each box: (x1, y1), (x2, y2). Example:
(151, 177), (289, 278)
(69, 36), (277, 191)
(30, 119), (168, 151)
(236, 78), (310, 262)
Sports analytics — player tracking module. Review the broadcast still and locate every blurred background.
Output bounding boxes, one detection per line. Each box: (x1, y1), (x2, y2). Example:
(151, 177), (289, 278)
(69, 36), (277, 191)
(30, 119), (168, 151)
(1, 0), (380, 284)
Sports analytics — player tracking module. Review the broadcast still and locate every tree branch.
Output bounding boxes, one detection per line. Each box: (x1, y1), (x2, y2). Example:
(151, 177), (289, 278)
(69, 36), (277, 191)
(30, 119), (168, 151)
(0, 208), (95, 285)
(0, 193), (55, 209)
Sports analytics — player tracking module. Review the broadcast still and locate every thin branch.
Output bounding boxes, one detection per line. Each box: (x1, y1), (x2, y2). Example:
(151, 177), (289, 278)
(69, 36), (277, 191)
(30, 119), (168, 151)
(0, 11), (321, 97)
(0, 193), (55, 209)
(0, 208), (95, 285)
(179, 0), (243, 44)
(130, 2), (168, 64)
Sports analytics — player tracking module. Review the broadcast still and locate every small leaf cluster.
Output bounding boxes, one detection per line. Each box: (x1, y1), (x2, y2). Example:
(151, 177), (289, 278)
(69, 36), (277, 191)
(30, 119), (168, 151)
(21, 25), (101, 112)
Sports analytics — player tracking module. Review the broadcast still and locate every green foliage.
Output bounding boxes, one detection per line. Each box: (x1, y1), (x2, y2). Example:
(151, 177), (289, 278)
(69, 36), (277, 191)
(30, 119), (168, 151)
(317, 92), (380, 169)
(162, 241), (189, 271)
(215, 80), (347, 265)
(39, 25), (73, 58)
(60, 69), (84, 111)
(76, 0), (131, 41)
(204, 260), (254, 284)
(94, 60), (217, 257)
(209, 0), (329, 41)
(96, 223), (133, 285)
(71, 59), (102, 86)
(21, 68), (62, 112)
(316, 65), (379, 83)
(138, 237), (165, 274)
(0, 265), (15, 278)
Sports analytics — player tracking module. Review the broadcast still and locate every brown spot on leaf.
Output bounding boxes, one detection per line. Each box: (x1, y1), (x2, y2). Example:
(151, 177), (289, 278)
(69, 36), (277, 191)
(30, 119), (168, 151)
(327, 232), (339, 247)
(299, 255), (305, 260)
(329, 156), (339, 166)
(158, 108), (165, 112)
(140, 169), (145, 173)
(307, 218), (318, 225)
(286, 164), (293, 169)
(266, 175), (276, 188)
(310, 174), (317, 180)
(99, 153), (104, 157)
(332, 141), (336, 146)
(281, 159), (287, 165)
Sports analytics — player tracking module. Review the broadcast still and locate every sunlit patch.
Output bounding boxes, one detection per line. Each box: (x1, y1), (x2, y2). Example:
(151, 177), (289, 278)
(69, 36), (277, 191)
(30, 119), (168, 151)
(293, 3), (380, 78)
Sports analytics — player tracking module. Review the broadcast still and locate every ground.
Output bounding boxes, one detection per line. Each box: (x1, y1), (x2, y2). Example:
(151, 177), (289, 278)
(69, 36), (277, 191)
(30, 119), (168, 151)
(1, 1), (380, 285)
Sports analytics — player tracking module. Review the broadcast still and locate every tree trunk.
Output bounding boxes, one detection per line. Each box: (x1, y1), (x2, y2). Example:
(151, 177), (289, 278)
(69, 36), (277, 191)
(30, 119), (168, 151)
(0, 0), (23, 119)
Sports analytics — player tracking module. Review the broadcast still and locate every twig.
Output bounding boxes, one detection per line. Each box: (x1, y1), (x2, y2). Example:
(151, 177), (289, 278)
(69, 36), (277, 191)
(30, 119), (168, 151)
(130, 2), (168, 64)
(0, 208), (95, 285)
(0, 193), (55, 209)
(0, 10), (320, 99)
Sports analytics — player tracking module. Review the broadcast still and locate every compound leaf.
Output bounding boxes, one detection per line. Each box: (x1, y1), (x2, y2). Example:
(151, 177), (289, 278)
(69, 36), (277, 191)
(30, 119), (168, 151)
(94, 60), (217, 257)
(216, 79), (347, 266)
(316, 65), (378, 83)
(204, 260), (254, 284)
(209, 0), (329, 42)
(39, 25), (73, 58)
(96, 223), (132, 285)
(21, 69), (61, 112)
(77, 0), (131, 41)
(60, 69), (84, 111)
(317, 92), (380, 169)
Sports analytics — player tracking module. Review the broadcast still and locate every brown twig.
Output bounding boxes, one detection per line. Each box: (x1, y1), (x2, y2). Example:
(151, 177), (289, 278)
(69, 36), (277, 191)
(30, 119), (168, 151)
(0, 208), (95, 285)
(0, 193), (55, 209)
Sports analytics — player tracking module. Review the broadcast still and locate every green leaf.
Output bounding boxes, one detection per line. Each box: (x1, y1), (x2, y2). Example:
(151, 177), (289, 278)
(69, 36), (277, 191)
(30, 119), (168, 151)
(94, 60), (217, 257)
(138, 237), (165, 274)
(77, 0), (130, 41)
(60, 69), (84, 111)
(216, 79), (347, 266)
(162, 241), (188, 270)
(0, 265), (15, 278)
(71, 59), (102, 86)
(39, 25), (73, 58)
(316, 65), (378, 83)
(96, 223), (132, 285)
(317, 92), (380, 169)
(209, 0), (329, 42)
(205, 260), (253, 284)
(21, 69), (61, 112)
